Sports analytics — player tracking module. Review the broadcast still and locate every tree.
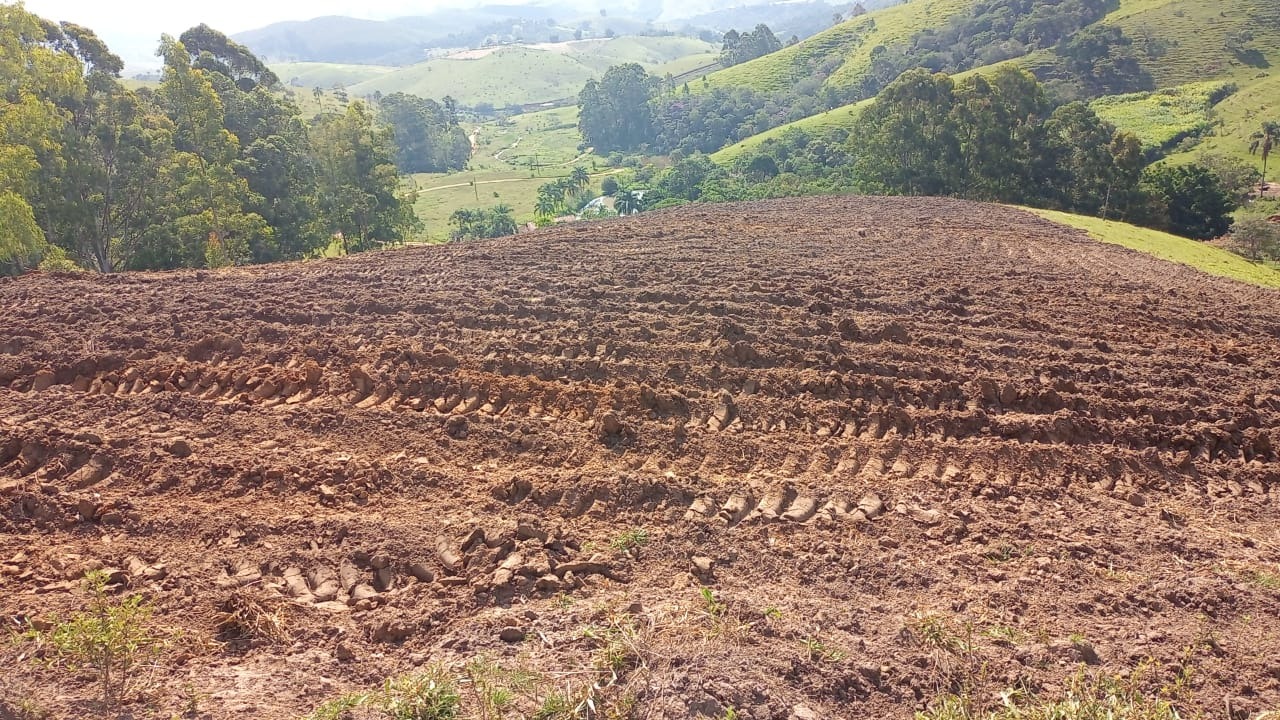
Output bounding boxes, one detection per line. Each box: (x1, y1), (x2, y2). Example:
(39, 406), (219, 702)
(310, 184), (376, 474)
(179, 24), (278, 90)
(1038, 101), (1122, 215)
(534, 189), (560, 219)
(949, 68), (1050, 202)
(657, 155), (721, 200)
(1197, 152), (1263, 204)
(155, 35), (271, 267)
(35, 68), (178, 271)
(1054, 25), (1153, 97)
(1226, 216), (1280, 261)
(450, 205), (517, 240)
(569, 166), (590, 194)
(1139, 164), (1237, 240)
(310, 102), (419, 253)
(719, 24), (783, 66)
(378, 92), (470, 173)
(1259, 122), (1278, 183)
(601, 176), (619, 196)
(615, 190), (641, 214)
(0, 3), (84, 271)
(850, 69), (961, 197)
(577, 64), (657, 152)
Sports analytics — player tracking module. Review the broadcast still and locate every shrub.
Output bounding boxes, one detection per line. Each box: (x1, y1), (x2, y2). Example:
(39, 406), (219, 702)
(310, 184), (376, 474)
(27, 570), (162, 708)
(1225, 215), (1280, 260)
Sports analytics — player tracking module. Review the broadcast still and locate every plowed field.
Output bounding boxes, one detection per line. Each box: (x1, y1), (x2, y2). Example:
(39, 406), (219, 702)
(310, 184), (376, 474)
(2, 197), (1278, 720)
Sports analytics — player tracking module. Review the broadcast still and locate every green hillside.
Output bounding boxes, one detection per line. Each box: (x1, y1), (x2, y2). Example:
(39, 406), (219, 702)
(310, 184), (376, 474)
(710, 59), (1024, 163)
(1102, 0), (1280, 87)
(1030, 208), (1280, 288)
(349, 37), (717, 107)
(1089, 81), (1234, 152)
(712, 0), (1280, 167)
(272, 62), (396, 89)
(1163, 72), (1280, 165)
(703, 0), (975, 95)
(712, 99), (872, 163)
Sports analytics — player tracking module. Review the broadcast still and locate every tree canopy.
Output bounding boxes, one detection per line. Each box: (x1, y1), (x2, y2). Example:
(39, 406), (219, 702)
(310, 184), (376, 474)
(1, 5), (425, 273)
(578, 63), (658, 152)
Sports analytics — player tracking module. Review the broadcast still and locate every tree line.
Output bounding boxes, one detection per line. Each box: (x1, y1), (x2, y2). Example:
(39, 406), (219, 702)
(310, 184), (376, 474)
(1, 5), (469, 274)
(608, 67), (1249, 242)
(579, 0), (1157, 160)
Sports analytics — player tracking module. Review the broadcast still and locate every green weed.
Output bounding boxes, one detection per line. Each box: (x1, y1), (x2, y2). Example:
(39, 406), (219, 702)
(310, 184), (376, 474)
(801, 635), (847, 663)
(917, 665), (1185, 720)
(609, 528), (650, 553)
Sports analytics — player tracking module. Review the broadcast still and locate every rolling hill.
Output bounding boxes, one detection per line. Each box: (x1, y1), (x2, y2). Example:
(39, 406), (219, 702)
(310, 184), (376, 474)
(347, 37), (719, 108)
(701, 0), (974, 95)
(271, 62), (396, 89)
(712, 0), (1280, 165)
(233, 5), (564, 65)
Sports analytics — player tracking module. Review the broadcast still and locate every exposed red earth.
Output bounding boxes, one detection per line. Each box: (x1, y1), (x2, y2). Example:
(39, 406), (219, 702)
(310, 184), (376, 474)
(1, 196), (1277, 719)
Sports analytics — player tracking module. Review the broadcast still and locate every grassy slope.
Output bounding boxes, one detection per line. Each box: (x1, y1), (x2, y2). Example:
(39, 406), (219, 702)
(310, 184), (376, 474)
(1090, 81), (1233, 151)
(1098, 0), (1279, 168)
(271, 62), (395, 89)
(350, 48), (593, 106)
(415, 105), (610, 241)
(569, 36), (718, 74)
(712, 99), (873, 163)
(470, 106), (593, 170)
(703, 0), (974, 95)
(1102, 0), (1280, 87)
(1163, 72), (1280, 166)
(1029, 208), (1280, 288)
(715, 0), (1280, 164)
(349, 37), (717, 106)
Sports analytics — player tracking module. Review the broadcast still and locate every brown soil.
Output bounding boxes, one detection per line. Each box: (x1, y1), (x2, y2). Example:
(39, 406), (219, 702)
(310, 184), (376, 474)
(1, 196), (1278, 720)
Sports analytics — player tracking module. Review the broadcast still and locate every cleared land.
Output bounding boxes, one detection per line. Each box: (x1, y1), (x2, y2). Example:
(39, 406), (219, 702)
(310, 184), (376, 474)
(2, 197), (1278, 719)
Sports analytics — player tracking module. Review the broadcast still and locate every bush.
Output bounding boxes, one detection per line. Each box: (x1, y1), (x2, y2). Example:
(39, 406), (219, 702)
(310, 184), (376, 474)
(1226, 216), (1280, 260)
(1139, 163), (1237, 239)
(36, 245), (83, 272)
(27, 570), (162, 708)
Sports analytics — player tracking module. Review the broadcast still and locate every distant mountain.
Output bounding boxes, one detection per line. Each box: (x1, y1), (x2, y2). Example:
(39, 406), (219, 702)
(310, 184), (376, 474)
(234, 5), (576, 65)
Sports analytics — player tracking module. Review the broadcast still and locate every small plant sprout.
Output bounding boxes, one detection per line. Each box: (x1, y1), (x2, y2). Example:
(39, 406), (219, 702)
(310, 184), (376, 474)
(802, 635), (847, 663)
(610, 528), (650, 554)
(699, 587), (726, 618)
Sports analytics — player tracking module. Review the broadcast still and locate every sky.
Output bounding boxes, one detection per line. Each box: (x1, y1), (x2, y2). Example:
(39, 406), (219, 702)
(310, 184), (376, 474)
(21, 0), (476, 69)
(21, 0), (746, 70)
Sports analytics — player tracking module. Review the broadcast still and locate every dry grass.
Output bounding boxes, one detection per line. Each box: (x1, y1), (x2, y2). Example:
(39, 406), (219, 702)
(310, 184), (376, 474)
(215, 592), (293, 645)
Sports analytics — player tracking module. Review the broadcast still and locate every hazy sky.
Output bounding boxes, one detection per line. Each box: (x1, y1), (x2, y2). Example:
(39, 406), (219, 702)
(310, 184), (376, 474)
(21, 0), (739, 69)
(22, 0), (471, 68)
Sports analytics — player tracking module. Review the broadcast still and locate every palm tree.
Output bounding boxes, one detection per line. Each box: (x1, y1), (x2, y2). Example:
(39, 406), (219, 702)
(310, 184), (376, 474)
(1261, 121), (1278, 183)
(615, 190), (641, 215)
(534, 190), (559, 219)
(569, 166), (590, 194)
